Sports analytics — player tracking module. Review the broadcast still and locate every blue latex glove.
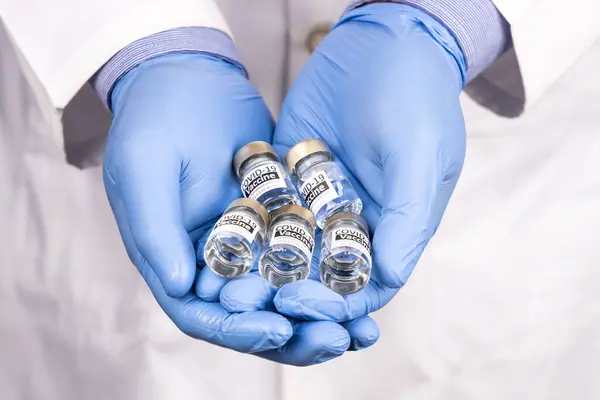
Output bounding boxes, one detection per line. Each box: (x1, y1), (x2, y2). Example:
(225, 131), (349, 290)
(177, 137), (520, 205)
(218, 4), (467, 323)
(196, 266), (380, 355)
(103, 52), (379, 365)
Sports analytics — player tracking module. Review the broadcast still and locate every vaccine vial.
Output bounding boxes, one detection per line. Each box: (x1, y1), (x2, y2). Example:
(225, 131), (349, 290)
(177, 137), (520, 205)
(233, 141), (301, 213)
(285, 138), (362, 229)
(320, 212), (372, 294)
(259, 204), (316, 288)
(204, 198), (269, 278)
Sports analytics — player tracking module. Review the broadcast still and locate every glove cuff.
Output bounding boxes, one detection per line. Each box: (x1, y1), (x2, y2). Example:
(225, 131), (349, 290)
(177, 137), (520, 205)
(91, 27), (246, 111)
(347, 0), (509, 81)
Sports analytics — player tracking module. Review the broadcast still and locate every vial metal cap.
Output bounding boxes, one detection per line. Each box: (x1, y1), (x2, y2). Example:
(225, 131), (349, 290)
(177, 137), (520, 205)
(233, 141), (279, 180)
(227, 198), (270, 227)
(284, 138), (332, 172)
(272, 204), (316, 230)
(324, 212), (368, 232)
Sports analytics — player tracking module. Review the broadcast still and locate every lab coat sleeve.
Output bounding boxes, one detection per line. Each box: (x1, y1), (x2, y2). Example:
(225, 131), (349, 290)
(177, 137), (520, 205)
(0, 0), (232, 109)
(349, 0), (509, 83)
(91, 27), (245, 110)
(469, 0), (600, 115)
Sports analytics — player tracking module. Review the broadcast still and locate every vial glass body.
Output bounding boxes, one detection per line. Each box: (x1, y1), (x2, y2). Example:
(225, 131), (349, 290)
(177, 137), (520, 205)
(204, 205), (267, 278)
(239, 154), (301, 214)
(294, 153), (362, 229)
(259, 211), (316, 288)
(320, 215), (372, 294)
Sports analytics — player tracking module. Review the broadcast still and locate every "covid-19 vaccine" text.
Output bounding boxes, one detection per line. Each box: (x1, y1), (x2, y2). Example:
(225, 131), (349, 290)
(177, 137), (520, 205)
(320, 212), (372, 294)
(258, 204), (316, 288)
(234, 141), (301, 213)
(204, 198), (269, 278)
(285, 138), (362, 228)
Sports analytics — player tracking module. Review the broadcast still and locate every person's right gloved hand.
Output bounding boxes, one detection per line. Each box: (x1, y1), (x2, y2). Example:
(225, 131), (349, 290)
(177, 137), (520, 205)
(214, 3), (467, 327)
(103, 52), (379, 365)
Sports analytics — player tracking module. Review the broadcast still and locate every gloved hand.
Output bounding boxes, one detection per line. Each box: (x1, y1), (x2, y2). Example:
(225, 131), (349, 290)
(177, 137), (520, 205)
(196, 267), (380, 363)
(218, 4), (467, 324)
(103, 52), (379, 365)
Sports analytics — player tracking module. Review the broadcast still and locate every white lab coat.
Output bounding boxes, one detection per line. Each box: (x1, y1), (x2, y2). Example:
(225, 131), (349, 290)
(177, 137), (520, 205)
(0, 1), (599, 399)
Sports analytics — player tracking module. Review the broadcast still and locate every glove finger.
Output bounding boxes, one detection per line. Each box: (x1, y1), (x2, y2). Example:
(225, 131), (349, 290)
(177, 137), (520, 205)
(371, 145), (445, 289)
(274, 278), (398, 322)
(343, 315), (380, 351)
(171, 295), (292, 353)
(104, 141), (195, 298)
(160, 292), (292, 353)
(103, 184), (142, 267)
(220, 272), (277, 312)
(190, 220), (217, 252)
(257, 321), (350, 366)
(195, 266), (229, 302)
(194, 228), (229, 302)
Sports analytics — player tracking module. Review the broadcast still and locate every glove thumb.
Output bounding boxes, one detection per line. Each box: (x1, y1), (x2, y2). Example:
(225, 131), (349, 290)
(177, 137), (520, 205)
(373, 143), (461, 289)
(104, 139), (196, 298)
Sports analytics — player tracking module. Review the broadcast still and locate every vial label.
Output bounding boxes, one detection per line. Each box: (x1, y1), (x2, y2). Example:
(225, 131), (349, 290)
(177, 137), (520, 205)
(300, 170), (339, 215)
(209, 211), (260, 243)
(331, 227), (372, 264)
(242, 162), (287, 200)
(270, 222), (315, 259)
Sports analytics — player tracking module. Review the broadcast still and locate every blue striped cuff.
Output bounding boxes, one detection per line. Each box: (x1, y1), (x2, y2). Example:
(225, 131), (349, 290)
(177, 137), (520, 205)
(91, 27), (245, 111)
(348, 0), (509, 81)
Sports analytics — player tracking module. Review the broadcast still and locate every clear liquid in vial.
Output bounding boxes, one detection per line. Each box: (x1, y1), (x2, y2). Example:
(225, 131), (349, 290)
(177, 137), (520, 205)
(299, 161), (362, 229)
(320, 219), (371, 294)
(259, 244), (311, 288)
(256, 176), (300, 214)
(204, 208), (265, 278)
(259, 214), (314, 288)
(240, 157), (301, 214)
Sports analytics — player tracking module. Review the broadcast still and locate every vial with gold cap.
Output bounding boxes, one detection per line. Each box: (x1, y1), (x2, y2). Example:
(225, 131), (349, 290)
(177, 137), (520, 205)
(259, 204), (316, 288)
(320, 212), (372, 294)
(204, 198), (269, 278)
(233, 141), (301, 213)
(285, 138), (362, 228)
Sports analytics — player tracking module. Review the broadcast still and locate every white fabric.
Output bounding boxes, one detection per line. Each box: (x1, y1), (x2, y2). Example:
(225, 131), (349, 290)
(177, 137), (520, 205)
(285, 36), (600, 400)
(471, 0), (600, 115)
(0, 0), (232, 108)
(1, 0), (600, 399)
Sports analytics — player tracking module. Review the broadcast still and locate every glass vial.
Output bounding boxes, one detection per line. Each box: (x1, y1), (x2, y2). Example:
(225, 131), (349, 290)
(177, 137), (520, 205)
(285, 138), (362, 229)
(204, 198), (269, 278)
(320, 212), (372, 294)
(233, 141), (301, 214)
(259, 204), (316, 288)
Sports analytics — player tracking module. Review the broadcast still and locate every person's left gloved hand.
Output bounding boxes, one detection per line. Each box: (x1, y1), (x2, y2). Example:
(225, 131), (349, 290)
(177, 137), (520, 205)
(216, 3), (467, 325)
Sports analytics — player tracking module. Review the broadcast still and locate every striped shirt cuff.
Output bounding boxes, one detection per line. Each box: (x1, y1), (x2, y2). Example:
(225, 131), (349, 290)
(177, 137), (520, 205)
(348, 0), (509, 81)
(91, 27), (245, 111)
